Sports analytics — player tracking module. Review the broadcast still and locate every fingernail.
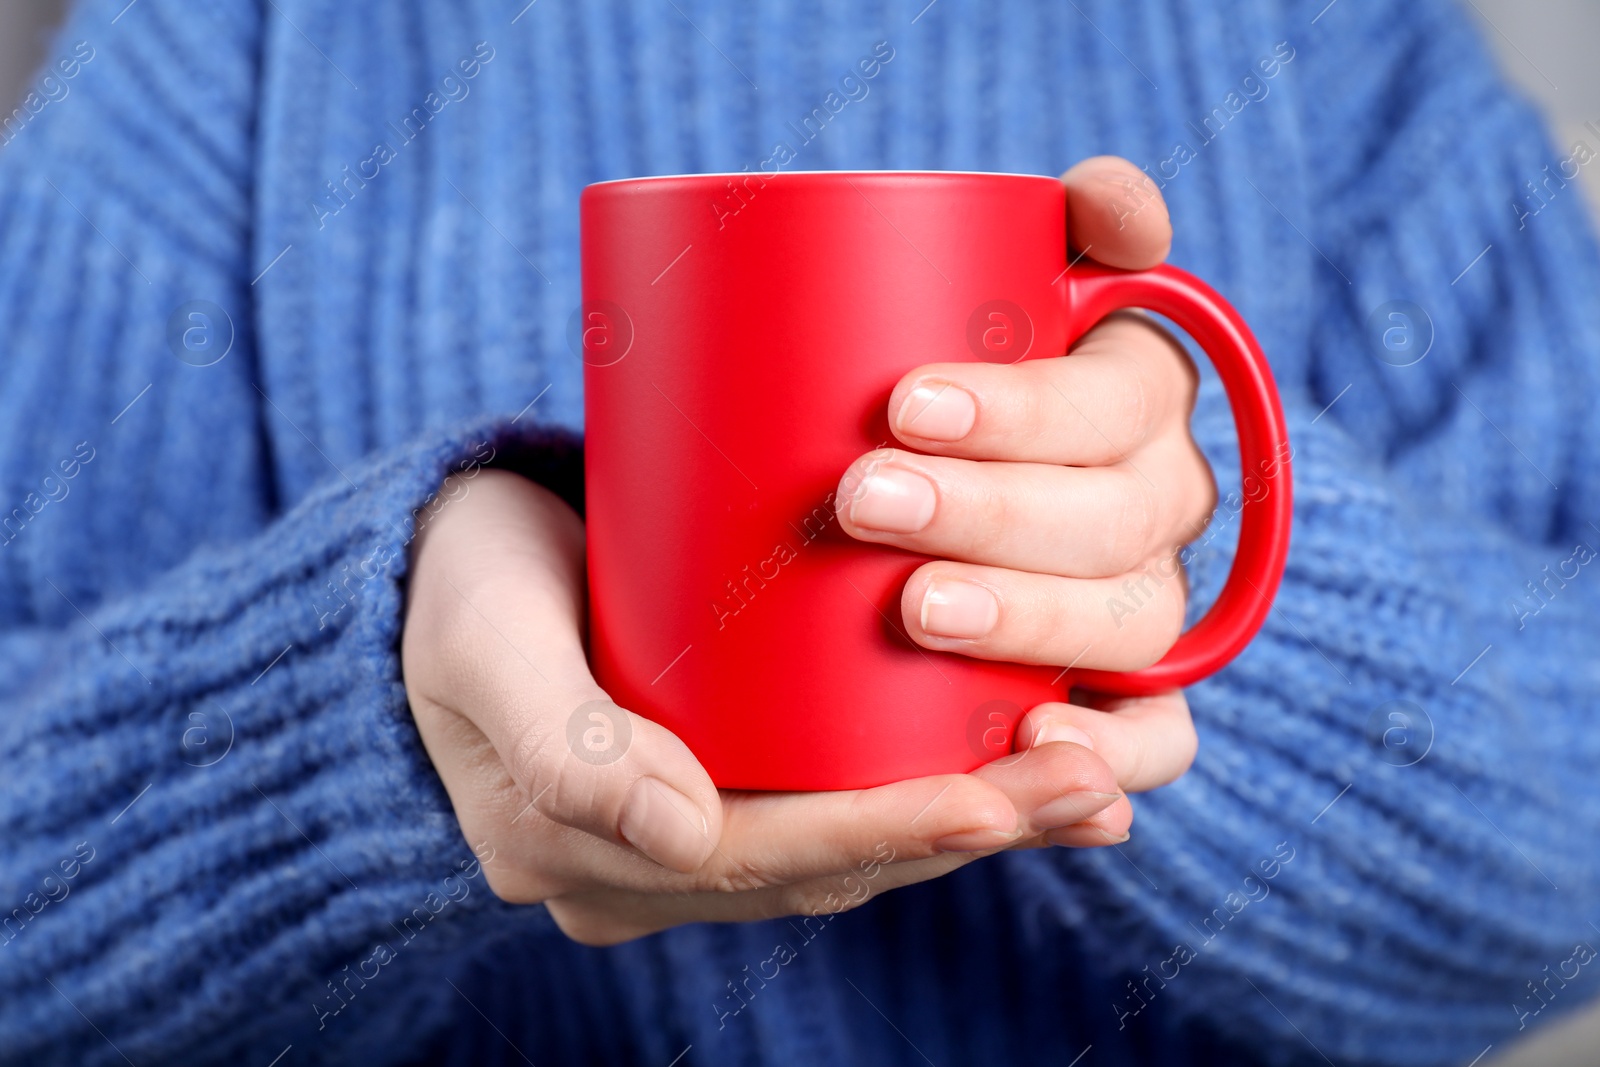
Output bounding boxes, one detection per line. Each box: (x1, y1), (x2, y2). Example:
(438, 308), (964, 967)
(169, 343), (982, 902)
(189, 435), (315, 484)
(1031, 791), (1121, 830)
(620, 777), (713, 873)
(897, 382), (977, 441)
(1045, 825), (1130, 848)
(933, 827), (1023, 853)
(848, 465), (936, 534)
(919, 580), (1000, 639)
(1035, 722), (1095, 751)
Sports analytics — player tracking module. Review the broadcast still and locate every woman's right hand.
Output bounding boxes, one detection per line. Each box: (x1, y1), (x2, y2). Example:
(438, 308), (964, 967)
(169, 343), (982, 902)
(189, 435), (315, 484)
(401, 468), (1131, 946)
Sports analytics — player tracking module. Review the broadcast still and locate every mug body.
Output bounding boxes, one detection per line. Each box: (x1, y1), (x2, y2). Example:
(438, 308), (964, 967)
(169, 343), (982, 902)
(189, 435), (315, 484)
(582, 171), (1073, 790)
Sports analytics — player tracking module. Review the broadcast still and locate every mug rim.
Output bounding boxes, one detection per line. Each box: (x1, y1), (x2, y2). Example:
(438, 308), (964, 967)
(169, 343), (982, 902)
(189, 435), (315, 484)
(584, 169), (1060, 190)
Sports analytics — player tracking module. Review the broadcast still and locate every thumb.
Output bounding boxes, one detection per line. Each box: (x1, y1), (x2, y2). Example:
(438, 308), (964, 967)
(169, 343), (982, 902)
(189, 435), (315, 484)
(1060, 155), (1173, 270)
(522, 691), (725, 874)
(468, 570), (722, 875)
(408, 470), (723, 873)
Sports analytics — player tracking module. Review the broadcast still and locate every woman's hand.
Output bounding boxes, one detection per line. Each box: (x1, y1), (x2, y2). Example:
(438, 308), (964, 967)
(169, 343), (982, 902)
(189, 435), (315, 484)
(400, 156), (1202, 946)
(837, 156), (1211, 817)
(403, 469), (1129, 946)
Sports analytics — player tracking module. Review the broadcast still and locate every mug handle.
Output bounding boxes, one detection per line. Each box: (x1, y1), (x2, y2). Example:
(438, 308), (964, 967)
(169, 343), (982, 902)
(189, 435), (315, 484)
(1050, 262), (1293, 695)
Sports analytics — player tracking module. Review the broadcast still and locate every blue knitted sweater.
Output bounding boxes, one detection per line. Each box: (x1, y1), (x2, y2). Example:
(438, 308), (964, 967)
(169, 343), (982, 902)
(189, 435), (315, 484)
(4, 0), (1600, 1064)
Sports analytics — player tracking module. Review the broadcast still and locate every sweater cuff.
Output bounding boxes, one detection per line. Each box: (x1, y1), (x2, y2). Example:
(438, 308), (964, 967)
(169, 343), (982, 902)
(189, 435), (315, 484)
(0, 417), (578, 1065)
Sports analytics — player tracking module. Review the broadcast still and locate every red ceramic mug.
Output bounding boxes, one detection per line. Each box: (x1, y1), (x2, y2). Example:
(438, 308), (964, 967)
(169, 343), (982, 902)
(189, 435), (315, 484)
(581, 171), (1291, 791)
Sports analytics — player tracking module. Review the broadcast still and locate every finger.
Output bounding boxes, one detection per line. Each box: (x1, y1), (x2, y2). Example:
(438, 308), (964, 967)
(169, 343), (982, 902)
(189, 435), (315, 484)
(560, 737), (1125, 898)
(668, 735), (1120, 893)
(405, 471), (723, 874)
(546, 848), (982, 946)
(681, 772), (1024, 893)
(1008, 790), (1137, 850)
(980, 719), (1132, 848)
(836, 439), (1212, 578)
(468, 771), (1014, 903)
(899, 556), (1186, 670)
(533, 768), (1026, 900)
(968, 736), (1123, 836)
(1061, 155), (1172, 269)
(1043, 794), (1135, 847)
(547, 741), (1127, 944)
(1015, 691), (1198, 793)
(888, 313), (1199, 464)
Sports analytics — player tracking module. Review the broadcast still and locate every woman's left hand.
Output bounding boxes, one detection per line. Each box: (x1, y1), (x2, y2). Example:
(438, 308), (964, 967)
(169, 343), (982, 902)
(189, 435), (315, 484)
(836, 156), (1212, 844)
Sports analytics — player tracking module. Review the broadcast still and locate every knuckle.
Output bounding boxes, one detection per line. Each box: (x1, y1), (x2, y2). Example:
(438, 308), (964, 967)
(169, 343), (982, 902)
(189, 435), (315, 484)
(1168, 341), (1200, 409)
(1110, 477), (1159, 574)
(1117, 639), (1164, 674)
(701, 870), (751, 896)
(1142, 315), (1196, 399)
(697, 856), (780, 896)
(1120, 343), (1155, 449)
(509, 727), (612, 831)
(1190, 443), (1219, 521)
(1034, 584), (1082, 657)
(1150, 580), (1187, 654)
(505, 727), (553, 799)
(944, 470), (1009, 561)
(1114, 566), (1185, 671)
(1096, 553), (1186, 670)
(1014, 370), (1053, 450)
(541, 755), (605, 827)
(977, 483), (1015, 559)
(1122, 316), (1194, 437)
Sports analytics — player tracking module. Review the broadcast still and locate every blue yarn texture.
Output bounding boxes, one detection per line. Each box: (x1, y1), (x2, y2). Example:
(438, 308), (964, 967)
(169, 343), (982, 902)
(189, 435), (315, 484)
(3, 0), (1600, 1064)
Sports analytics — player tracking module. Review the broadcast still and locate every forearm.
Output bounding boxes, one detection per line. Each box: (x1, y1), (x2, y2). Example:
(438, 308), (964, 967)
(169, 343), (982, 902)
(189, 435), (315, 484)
(0, 418), (581, 1066)
(1043, 412), (1600, 1063)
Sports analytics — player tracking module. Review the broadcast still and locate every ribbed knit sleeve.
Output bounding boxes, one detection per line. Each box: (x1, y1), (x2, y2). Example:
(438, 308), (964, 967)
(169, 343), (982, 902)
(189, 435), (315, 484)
(10, 0), (1600, 1063)
(1301, 0), (1600, 543)
(0, 3), (576, 1064)
(0, 417), (583, 1066)
(1005, 3), (1600, 1062)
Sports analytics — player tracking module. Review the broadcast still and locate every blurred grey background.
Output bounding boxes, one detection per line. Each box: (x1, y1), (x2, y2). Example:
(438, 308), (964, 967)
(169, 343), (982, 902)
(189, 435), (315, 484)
(1, 1), (1596, 1064)
(0, 0), (69, 115)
